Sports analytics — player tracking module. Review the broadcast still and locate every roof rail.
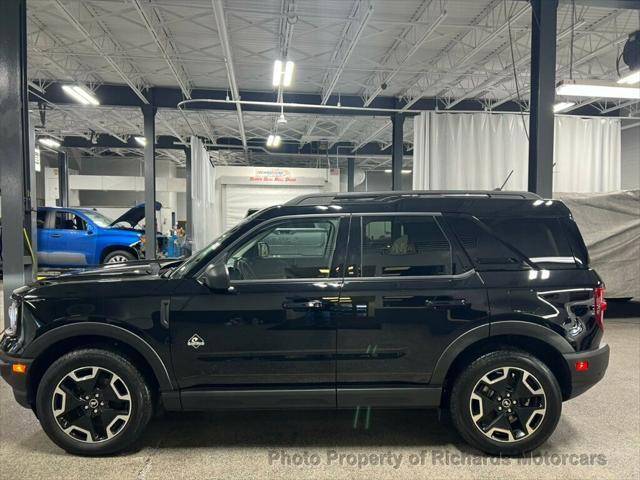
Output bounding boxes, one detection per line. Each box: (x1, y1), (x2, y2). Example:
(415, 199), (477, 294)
(286, 190), (542, 206)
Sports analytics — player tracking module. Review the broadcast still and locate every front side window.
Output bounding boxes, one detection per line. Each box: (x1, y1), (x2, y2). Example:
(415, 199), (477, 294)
(226, 217), (339, 280)
(53, 212), (86, 231)
(361, 215), (452, 277)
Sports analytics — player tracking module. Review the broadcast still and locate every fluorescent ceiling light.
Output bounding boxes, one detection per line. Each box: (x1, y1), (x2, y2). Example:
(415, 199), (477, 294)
(272, 60), (283, 87)
(383, 169), (412, 174)
(283, 61), (294, 87)
(556, 79), (640, 100)
(553, 101), (575, 113)
(618, 70), (640, 85)
(135, 136), (146, 146)
(266, 135), (281, 147)
(62, 84), (99, 105)
(38, 137), (61, 148)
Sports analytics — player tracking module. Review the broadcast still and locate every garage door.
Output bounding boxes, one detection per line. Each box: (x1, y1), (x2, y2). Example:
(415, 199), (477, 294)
(222, 184), (323, 230)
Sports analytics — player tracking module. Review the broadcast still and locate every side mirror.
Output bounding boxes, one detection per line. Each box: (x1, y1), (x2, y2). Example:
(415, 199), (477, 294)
(200, 262), (232, 292)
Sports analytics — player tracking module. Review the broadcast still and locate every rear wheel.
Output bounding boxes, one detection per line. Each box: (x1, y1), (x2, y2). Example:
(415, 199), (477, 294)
(450, 350), (562, 455)
(36, 349), (153, 456)
(103, 250), (136, 264)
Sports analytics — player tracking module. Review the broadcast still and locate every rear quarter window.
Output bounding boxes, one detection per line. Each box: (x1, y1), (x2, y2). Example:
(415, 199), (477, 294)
(480, 216), (578, 269)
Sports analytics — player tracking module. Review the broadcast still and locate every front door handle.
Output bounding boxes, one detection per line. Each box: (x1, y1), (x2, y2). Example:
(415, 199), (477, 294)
(282, 300), (324, 311)
(50, 233), (62, 238)
(425, 298), (468, 308)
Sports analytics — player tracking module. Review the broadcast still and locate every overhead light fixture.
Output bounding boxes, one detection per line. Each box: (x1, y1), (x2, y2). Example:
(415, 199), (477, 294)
(553, 101), (576, 113)
(134, 136), (146, 146)
(38, 137), (61, 149)
(61, 84), (100, 105)
(618, 70), (640, 85)
(273, 59), (294, 88)
(272, 60), (283, 87)
(266, 134), (281, 147)
(383, 169), (412, 174)
(283, 60), (294, 87)
(556, 79), (640, 100)
(277, 113), (287, 124)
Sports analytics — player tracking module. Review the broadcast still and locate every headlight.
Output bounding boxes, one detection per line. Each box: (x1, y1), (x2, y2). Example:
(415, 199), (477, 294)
(6, 299), (19, 336)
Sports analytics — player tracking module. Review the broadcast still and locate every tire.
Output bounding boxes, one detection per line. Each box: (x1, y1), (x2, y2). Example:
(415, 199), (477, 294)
(449, 350), (562, 456)
(103, 250), (136, 264)
(35, 348), (153, 456)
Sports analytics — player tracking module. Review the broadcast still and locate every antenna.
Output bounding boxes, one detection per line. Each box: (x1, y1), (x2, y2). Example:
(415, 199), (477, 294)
(496, 170), (514, 191)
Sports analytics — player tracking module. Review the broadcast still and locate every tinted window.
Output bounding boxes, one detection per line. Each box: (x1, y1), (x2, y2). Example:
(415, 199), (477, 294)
(481, 217), (575, 268)
(53, 212), (86, 231)
(446, 216), (524, 270)
(361, 216), (452, 277)
(226, 217), (339, 280)
(36, 210), (47, 228)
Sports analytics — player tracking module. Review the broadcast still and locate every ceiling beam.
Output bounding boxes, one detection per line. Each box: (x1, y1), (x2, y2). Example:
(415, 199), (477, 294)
(301, 1), (372, 145)
(321, 1), (373, 105)
(212, 0), (248, 151)
(53, 0), (149, 104)
(363, 7), (446, 107)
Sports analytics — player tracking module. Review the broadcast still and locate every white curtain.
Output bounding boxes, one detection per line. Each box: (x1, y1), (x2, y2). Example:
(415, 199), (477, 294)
(190, 136), (216, 251)
(412, 112), (621, 194)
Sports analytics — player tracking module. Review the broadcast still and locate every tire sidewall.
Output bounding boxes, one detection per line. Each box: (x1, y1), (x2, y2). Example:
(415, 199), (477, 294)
(103, 250), (135, 264)
(451, 351), (562, 456)
(36, 350), (150, 456)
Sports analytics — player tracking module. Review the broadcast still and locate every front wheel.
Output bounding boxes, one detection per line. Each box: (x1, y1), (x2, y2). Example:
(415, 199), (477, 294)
(103, 250), (136, 264)
(450, 350), (562, 456)
(36, 349), (153, 456)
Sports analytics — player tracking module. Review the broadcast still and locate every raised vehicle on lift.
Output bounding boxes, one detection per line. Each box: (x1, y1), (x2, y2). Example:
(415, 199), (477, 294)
(34, 203), (161, 267)
(0, 191), (609, 456)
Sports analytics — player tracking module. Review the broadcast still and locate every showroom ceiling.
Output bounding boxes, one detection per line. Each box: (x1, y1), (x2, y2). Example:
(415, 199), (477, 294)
(26, 0), (640, 167)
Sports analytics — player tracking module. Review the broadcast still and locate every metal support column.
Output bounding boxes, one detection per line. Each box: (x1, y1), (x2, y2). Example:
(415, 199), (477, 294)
(347, 157), (355, 192)
(142, 103), (157, 260)
(528, 0), (558, 198)
(391, 113), (404, 191)
(184, 146), (193, 254)
(0, 0), (37, 325)
(58, 150), (69, 207)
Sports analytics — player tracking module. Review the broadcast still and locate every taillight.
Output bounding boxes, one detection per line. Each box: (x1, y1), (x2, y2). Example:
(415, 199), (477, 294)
(594, 286), (607, 330)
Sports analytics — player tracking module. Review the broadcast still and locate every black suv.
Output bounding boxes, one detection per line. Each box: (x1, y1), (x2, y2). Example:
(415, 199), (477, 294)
(0, 191), (609, 456)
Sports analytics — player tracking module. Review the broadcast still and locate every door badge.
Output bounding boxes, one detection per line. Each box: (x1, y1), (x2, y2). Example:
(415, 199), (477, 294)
(187, 334), (205, 349)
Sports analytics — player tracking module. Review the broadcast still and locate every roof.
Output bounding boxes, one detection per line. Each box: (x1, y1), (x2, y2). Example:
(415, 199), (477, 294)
(286, 190), (542, 206)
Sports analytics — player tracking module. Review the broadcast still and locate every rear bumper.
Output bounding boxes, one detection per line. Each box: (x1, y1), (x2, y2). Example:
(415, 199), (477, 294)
(0, 349), (33, 409)
(563, 343), (610, 399)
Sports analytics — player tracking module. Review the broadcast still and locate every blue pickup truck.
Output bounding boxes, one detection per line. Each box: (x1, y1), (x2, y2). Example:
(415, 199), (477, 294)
(34, 203), (160, 267)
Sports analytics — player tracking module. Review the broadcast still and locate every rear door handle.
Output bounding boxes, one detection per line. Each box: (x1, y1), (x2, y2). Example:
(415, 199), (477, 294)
(282, 300), (324, 311)
(50, 233), (62, 238)
(425, 298), (468, 308)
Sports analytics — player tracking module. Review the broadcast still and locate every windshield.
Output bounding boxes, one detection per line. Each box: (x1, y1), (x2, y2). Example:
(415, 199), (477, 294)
(81, 210), (114, 228)
(171, 208), (267, 278)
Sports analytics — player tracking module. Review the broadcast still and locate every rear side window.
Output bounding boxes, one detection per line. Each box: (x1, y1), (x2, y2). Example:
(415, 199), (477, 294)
(360, 215), (452, 277)
(446, 216), (523, 270)
(481, 217), (576, 268)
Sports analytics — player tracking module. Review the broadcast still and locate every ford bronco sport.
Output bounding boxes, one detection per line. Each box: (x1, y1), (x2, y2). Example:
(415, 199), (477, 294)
(0, 191), (609, 456)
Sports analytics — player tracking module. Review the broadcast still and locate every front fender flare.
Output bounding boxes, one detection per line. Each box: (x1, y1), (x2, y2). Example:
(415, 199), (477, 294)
(23, 322), (174, 391)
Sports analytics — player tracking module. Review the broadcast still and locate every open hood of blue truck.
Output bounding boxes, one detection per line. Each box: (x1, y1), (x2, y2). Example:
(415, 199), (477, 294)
(109, 201), (162, 228)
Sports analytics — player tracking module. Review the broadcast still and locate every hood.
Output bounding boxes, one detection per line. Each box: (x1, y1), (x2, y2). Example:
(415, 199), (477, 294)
(109, 202), (162, 228)
(31, 259), (183, 286)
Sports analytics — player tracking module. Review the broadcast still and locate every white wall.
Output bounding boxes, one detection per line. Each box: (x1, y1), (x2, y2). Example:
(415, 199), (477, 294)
(621, 126), (640, 190)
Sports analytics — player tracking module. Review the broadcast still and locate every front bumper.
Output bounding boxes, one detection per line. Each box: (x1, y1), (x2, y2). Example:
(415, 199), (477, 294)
(0, 348), (34, 409)
(563, 343), (610, 399)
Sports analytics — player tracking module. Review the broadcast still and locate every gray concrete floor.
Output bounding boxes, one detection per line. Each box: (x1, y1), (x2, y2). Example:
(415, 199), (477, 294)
(0, 285), (638, 480)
